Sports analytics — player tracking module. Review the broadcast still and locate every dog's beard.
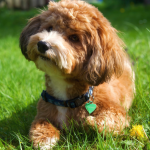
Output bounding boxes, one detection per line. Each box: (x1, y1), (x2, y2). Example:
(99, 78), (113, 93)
(27, 30), (75, 74)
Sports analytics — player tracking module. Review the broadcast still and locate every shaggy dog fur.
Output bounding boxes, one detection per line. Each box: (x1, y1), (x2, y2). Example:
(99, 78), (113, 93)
(20, 0), (135, 149)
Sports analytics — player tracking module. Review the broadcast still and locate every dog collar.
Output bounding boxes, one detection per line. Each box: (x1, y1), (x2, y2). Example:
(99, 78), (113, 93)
(41, 86), (94, 108)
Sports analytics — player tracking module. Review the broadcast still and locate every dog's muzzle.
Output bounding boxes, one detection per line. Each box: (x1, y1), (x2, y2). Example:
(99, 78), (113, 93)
(37, 41), (51, 53)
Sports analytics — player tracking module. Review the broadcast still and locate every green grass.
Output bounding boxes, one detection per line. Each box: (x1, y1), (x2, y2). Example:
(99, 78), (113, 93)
(0, 4), (150, 150)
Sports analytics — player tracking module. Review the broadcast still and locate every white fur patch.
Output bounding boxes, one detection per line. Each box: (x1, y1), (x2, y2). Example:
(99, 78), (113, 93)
(39, 137), (58, 150)
(36, 30), (70, 69)
(35, 31), (74, 129)
(57, 107), (68, 129)
(48, 75), (73, 129)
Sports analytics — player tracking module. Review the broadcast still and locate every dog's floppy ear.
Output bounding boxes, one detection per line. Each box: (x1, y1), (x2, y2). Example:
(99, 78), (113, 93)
(83, 17), (125, 86)
(20, 15), (41, 60)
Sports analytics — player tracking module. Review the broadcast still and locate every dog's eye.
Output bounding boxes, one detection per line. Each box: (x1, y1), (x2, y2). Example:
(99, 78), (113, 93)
(47, 26), (53, 32)
(69, 35), (79, 42)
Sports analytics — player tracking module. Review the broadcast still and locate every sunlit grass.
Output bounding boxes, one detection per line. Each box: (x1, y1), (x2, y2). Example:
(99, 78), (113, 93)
(0, 4), (150, 150)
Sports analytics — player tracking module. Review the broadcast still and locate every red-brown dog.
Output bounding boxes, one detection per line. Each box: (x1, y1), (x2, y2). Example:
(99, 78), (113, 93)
(20, 0), (135, 149)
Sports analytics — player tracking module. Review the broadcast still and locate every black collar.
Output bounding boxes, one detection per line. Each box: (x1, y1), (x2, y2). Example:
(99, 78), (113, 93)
(41, 87), (94, 108)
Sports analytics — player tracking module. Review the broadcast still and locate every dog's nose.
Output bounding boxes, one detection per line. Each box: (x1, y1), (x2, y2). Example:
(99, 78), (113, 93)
(37, 41), (51, 53)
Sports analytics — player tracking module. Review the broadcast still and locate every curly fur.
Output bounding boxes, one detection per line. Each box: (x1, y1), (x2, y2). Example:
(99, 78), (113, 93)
(20, 0), (135, 149)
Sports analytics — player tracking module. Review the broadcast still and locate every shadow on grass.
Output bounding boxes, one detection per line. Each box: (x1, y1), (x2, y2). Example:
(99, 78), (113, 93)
(0, 99), (100, 149)
(0, 100), (38, 141)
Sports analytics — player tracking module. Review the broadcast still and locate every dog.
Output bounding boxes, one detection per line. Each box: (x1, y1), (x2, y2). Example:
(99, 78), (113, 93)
(20, 0), (135, 149)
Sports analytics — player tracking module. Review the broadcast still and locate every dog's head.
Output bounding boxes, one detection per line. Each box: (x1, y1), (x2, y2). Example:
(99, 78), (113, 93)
(20, 0), (125, 85)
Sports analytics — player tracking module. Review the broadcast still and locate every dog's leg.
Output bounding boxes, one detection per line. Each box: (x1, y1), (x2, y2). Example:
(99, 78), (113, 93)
(29, 119), (60, 150)
(86, 106), (130, 134)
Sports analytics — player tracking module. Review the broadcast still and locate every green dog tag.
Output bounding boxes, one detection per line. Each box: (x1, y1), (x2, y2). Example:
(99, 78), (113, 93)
(85, 102), (96, 114)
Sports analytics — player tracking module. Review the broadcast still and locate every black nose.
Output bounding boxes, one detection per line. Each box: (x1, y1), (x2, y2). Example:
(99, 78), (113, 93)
(37, 41), (51, 53)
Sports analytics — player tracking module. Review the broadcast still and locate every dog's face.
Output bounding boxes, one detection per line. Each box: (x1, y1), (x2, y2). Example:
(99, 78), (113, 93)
(20, 0), (125, 85)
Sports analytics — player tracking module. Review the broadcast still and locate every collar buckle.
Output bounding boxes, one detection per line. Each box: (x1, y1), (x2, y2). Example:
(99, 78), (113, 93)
(65, 95), (84, 108)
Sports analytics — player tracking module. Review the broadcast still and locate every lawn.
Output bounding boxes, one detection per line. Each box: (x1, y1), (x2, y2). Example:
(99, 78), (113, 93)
(0, 3), (150, 150)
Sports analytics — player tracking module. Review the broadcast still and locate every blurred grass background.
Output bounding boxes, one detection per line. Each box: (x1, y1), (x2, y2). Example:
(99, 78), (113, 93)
(0, 0), (150, 149)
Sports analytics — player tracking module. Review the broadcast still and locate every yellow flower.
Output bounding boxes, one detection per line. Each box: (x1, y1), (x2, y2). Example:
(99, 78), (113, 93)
(130, 125), (147, 139)
(120, 8), (125, 13)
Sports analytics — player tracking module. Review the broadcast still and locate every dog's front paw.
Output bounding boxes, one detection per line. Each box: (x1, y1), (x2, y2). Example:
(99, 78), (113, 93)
(86, 116), (96, 125)
(86, 110), (130, 134)
(29, 119), (60, 149)
(36, 137), (59, 150)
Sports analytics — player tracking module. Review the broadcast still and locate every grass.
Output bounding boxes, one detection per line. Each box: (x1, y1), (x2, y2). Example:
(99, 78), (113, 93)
(0, 3), (150, 150)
